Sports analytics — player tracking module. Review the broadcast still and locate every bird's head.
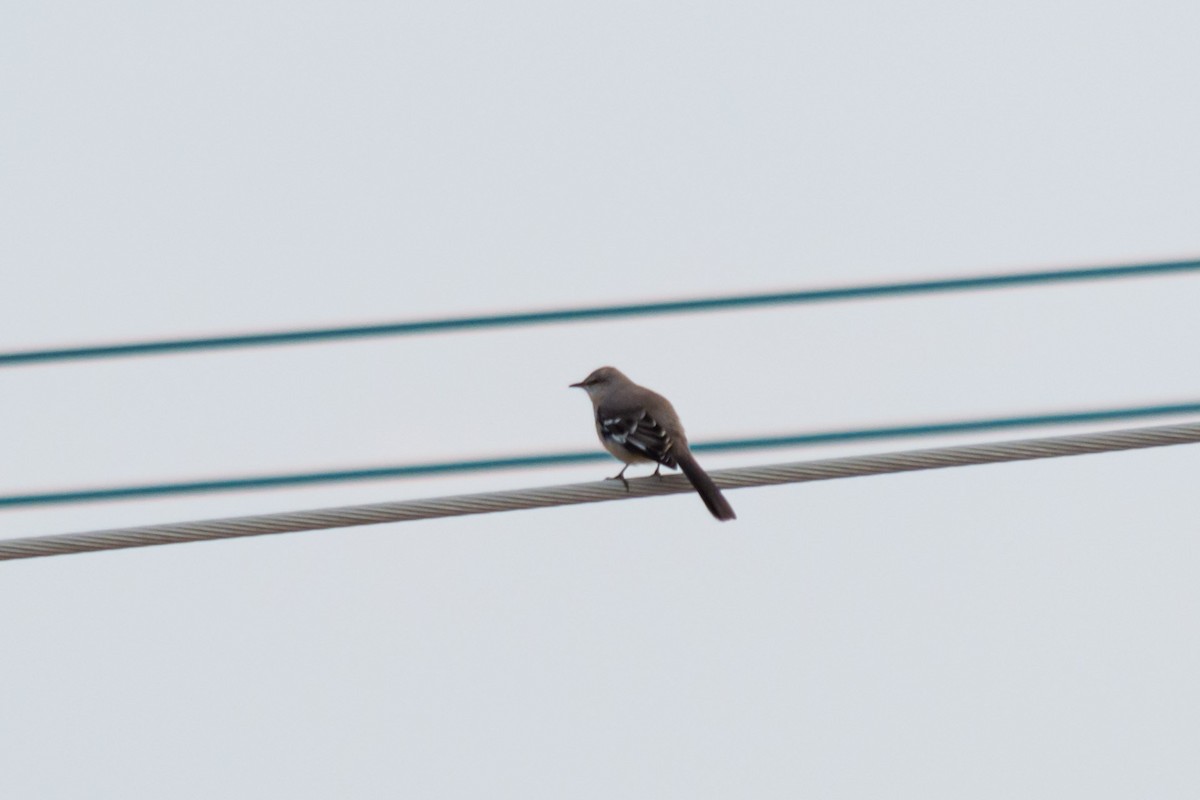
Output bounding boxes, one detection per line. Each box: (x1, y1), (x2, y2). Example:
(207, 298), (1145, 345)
(569, 366), (628, 398)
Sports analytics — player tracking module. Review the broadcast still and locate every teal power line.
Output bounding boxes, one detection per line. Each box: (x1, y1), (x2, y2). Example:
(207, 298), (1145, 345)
(4, 400), (1199, 509)
(3, 257), (1198, 367)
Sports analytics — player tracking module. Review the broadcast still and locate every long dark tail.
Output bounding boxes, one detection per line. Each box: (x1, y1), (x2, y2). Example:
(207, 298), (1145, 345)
(675, 449), (736, 521)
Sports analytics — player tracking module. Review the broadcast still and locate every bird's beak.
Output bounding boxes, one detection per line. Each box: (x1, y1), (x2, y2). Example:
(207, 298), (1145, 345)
(568, 381), (584, 389)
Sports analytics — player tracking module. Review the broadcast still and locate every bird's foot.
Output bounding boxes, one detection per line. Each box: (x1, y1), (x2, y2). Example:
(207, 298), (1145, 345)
(605, 466), (630, 491)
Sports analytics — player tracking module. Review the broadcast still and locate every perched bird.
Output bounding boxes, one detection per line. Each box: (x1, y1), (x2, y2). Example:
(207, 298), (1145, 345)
(570, 366), (736, 521)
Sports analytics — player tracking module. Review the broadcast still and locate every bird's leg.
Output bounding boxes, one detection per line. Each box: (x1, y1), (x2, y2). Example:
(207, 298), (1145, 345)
(606, 464), (630, 490)
(652, 464), (663, 479)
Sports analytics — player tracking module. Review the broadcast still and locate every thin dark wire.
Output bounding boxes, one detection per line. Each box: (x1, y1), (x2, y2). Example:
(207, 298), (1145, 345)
(3, 399), (1198, 509)
(2, 258), (1197, 367)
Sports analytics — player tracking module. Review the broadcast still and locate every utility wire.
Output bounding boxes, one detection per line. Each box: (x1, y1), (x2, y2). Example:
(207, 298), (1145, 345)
(2, 258), (1197, 367)
(3, 420), (1198, 561)
(3, 399), (1199, 509)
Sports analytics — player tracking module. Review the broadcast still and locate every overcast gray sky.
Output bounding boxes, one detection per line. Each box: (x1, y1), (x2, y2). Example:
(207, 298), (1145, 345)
(4, 1), (1200, 797)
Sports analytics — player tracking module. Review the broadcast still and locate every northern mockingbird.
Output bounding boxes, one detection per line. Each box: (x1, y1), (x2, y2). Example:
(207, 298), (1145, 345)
(570, 366), (736, 521)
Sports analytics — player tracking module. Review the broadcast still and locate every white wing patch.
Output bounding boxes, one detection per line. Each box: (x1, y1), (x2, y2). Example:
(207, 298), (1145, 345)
(597, 410), (676, 466)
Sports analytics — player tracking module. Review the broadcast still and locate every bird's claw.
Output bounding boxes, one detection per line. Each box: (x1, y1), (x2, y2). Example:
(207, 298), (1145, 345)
(606, 467), (631, 491)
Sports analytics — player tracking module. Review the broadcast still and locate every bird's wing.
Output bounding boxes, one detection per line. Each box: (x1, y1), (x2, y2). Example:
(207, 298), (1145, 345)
(596, 408), (678, 467)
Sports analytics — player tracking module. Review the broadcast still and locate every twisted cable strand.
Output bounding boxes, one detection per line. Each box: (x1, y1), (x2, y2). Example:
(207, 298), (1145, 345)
(3, 420), (1199, 561)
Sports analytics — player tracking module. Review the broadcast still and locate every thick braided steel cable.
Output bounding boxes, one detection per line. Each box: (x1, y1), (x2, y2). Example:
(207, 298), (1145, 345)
(3, 421), (1199, 561)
